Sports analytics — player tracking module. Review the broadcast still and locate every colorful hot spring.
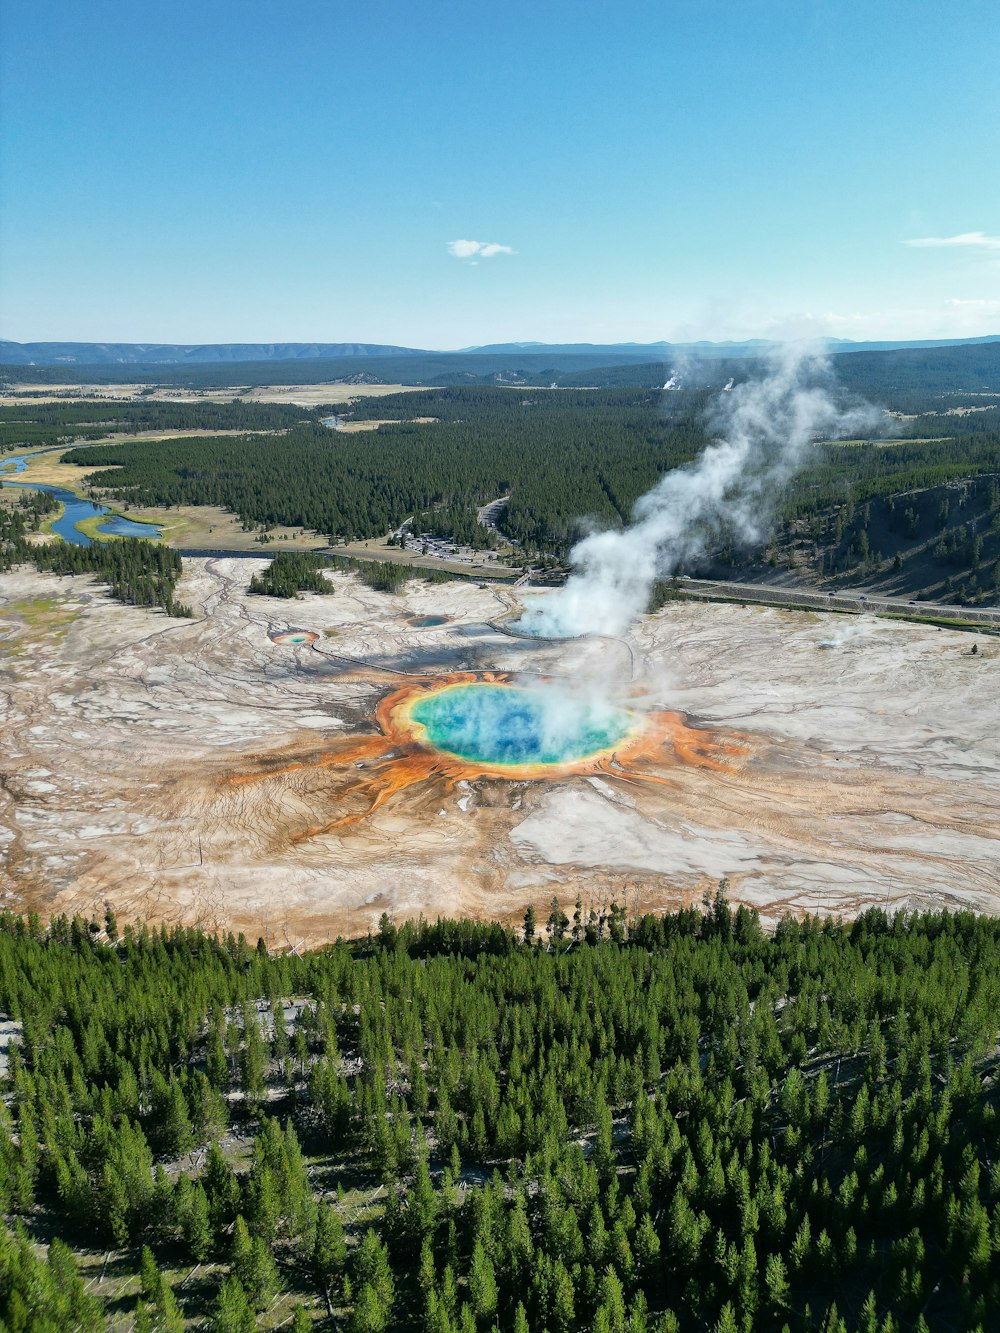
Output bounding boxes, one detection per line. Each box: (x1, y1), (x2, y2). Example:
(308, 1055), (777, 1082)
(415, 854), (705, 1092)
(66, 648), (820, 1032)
(270, 629), (318, 646)
(408, 615), (449, 628)
(407, 682), (638, 767)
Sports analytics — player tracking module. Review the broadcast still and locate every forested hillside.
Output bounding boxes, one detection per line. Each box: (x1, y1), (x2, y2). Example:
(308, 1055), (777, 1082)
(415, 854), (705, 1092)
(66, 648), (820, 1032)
(0, 901), (998, 1331)
(773, 454), (1000, 603)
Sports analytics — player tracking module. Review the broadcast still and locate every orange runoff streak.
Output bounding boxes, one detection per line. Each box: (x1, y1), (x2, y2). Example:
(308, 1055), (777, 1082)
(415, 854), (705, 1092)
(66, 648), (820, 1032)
(223, 672), (749, 840)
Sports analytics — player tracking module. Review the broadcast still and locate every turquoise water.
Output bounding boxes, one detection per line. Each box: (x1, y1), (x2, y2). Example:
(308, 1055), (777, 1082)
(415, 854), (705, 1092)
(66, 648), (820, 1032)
(270, 629), (316, 645)
(409, 614), (449, 627)
(1, 453), (161, 547)
(410, 683), (635, 766)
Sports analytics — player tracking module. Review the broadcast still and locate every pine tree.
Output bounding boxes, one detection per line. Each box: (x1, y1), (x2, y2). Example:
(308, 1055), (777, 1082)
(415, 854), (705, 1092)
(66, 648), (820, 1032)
(203, 1142), (241, 1239)
(231, 1214), (280, 1310)
(245, 1162), (282, 1246)
(468, 1239), (498, 1322)
(179, 1179), (213, 1261)
(207, 1024), (228, 1089)
(211, 1276), (257, 1333)
(547, 897), (569, 943)
(425, 1288), (455, 1333)
(240, 1013), (267, 1105)
(596, 1266), (626, 1333)
(100, 1162), (131, 1247)
(350, 1229), (394, 1332)
(290, 1306), (312, 1333)
(140, 1244), (161, 1301)
(350, 1280), (392, 1333)
(634, 1211), (661, 1275)
(549, 1258), (576, 1333)
(155, 1279), (185, 1333)
(764, 1251), (790, 1309)
(162, 1079), (195, 1155)
(313, 1201), (347, 1297)
(713, 1303), (740, 1333)
(523, 905), (536, 942)
(407, 1155), (438, 1240)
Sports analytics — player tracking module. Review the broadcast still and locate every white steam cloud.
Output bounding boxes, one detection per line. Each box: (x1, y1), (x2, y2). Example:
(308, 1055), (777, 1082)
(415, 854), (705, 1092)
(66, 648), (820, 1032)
(519, 345), (881, 640)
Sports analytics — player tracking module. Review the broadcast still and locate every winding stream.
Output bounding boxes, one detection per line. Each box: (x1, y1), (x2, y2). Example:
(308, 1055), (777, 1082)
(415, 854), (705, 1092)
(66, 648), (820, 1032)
(0, 452), (161, 546)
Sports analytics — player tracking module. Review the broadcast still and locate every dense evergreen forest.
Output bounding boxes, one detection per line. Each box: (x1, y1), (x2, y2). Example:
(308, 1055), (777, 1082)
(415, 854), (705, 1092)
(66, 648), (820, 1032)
(0, 900), (998, 1331)
(0, 401), (309, 452)
(57, 386), (1000, 601)
(62, 391), (708, 550)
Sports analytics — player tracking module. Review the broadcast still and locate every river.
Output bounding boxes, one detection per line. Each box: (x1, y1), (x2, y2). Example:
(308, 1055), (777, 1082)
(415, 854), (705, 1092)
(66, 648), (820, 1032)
(0, 453), (161, 547)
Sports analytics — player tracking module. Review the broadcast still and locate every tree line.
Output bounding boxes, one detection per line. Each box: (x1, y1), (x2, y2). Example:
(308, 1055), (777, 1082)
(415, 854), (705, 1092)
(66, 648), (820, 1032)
(0, 400), (309, 452)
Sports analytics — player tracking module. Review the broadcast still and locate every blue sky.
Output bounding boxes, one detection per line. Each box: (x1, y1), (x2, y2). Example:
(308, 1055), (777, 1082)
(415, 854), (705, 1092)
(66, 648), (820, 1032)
(2, 0), (998, 346)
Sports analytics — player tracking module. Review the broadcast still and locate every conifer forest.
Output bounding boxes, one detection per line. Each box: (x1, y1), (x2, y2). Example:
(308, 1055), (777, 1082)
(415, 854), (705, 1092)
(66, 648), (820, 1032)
(0, 901), (998, 1332)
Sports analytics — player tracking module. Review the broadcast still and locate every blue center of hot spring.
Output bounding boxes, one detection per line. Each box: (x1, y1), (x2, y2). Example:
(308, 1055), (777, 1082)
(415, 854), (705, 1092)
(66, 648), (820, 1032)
(408, 683), (635, 767)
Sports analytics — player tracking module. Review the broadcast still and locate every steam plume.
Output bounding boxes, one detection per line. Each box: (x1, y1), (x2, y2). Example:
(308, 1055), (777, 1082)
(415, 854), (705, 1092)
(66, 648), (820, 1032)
(519, 345), (881, 640)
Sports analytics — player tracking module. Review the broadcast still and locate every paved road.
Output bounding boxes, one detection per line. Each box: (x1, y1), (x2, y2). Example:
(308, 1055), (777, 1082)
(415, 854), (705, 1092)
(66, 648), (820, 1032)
(677, 578), (1000, 628)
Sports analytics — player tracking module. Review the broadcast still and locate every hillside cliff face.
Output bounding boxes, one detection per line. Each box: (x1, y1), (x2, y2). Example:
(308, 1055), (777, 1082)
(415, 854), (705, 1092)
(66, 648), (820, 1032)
(725, 473), (1000, 605)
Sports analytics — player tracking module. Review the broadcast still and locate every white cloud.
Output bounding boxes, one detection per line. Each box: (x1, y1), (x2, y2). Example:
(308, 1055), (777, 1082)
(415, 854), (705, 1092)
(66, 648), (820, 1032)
(905, 231), (1000, 251)
(447, 239), (514, 259)
(945, 297), (1000, 310)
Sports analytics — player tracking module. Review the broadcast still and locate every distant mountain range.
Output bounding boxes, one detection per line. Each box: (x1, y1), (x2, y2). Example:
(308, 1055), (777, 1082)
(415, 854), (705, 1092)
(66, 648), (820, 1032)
(3, 335), (998, 367)
(0, 341), (430, 366)
(464, 336), (1000, 359)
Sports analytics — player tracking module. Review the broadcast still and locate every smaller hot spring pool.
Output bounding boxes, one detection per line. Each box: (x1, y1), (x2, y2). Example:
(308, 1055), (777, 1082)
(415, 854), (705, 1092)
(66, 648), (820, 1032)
(407, 614), (450, 628)
(269, 629), (319, 646)
(407, 681), (637, 767)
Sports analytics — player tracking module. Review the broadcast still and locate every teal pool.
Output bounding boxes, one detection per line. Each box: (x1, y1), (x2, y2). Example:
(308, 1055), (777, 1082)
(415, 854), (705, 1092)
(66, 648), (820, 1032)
(408, 682), (636, 767)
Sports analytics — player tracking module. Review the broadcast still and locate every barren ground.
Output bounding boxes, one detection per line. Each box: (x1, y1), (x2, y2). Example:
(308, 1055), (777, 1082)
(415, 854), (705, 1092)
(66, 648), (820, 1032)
(1, 560), (997, 945)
